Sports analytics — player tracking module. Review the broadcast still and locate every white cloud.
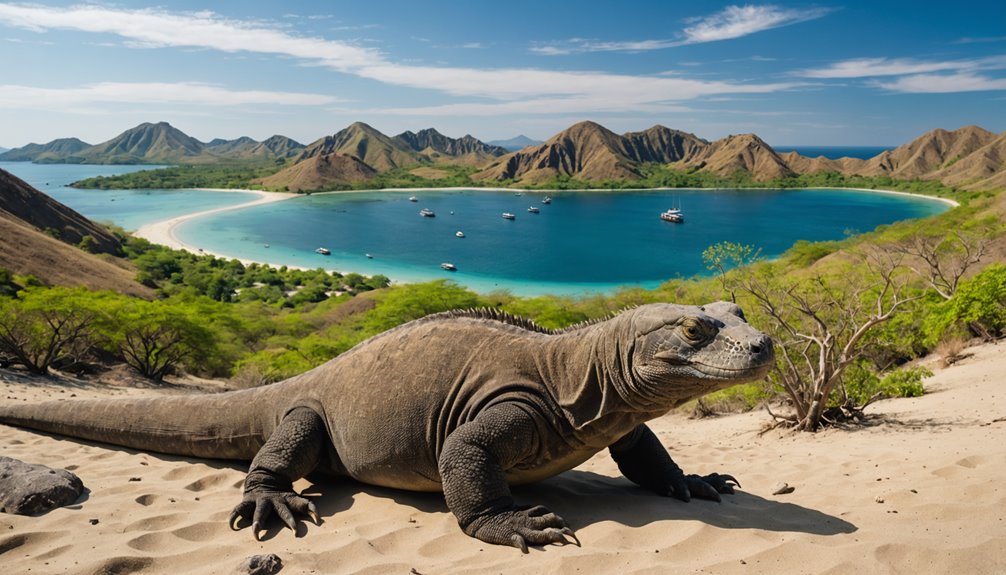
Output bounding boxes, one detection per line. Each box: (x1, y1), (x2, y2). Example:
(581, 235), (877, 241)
(873, 73), (1006, 93)
(530, 4), (831, 55)
(797, 55), (1006, 78)
(0, 82), (339, 109)
(0, 3), (797, 115)
(681, 4), (832, 43)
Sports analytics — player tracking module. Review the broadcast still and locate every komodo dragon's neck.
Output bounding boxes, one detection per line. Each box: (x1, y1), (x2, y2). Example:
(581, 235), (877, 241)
(532, 314), (666, 441)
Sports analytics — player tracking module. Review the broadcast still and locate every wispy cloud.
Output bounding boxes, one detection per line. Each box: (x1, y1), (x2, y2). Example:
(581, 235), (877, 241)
(796, 55), (1006, 93)
(0, 3), (798, 115)
(0, 82), (339, 109)
(797, 56), (1006, 78)
(530, 4), (832, 55)
(953, 35), (1006, 45)
(872, 72), (1006, 93)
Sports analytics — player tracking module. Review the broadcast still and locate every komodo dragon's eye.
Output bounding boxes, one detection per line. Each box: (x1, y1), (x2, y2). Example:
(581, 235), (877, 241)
(681, 318), (706, 343)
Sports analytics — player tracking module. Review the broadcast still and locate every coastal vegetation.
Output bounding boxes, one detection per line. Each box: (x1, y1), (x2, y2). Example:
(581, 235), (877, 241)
(1, 189), (1003, 429)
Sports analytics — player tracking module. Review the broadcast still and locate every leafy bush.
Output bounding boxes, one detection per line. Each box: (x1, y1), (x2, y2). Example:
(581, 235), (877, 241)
(925, 263), (1006, 343)
(878, 366), (931, 398)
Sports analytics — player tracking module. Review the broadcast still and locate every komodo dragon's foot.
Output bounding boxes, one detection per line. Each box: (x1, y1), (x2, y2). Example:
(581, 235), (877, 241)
(229, 473), (319, 540)
(669, 473), (740, 503)
(463, 504), (579, 553)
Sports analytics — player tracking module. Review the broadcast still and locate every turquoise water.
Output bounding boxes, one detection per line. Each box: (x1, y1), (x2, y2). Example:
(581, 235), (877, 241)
(773, 146), (892, 160)
(0, 162), (258, 230)
(0, 162), (950, 296)
(180, 188), (949, 295)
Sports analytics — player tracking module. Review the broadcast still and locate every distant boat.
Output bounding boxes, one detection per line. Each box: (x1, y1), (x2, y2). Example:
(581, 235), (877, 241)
(409, 196), (418, 202)
(264, 244), (270, 248)
(527, 206), (540, 213)
(502, 212), (516, 220)
(420, 208), (436, 217)
(456, 231), (465, 238)
(315, 247), (331, 255)
(440, 262), (457, 271)
(366, 253), (373, 258)
(542, 196), (552, 204)
(660, 208), (684, 223)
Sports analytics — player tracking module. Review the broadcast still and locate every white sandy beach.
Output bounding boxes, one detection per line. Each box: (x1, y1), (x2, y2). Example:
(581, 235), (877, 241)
(1, 341), (1003, 574)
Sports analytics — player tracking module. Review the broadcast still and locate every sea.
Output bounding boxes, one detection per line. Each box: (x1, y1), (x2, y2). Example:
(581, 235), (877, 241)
(773, 146), (892, 160)
(0, 162), (949, 296)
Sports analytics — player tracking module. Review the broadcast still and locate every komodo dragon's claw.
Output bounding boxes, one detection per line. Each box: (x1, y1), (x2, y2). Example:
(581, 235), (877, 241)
(229, 490), (318, 539)
(465, 504), (577, 553)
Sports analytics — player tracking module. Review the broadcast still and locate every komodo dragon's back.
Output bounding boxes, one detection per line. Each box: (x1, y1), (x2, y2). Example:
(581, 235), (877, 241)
(0, 302), (774, 552)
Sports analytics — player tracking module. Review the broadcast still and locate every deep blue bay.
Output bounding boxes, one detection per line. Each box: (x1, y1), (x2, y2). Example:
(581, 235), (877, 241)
(0, 162), (950, 296)
(179, 187), (949, 295)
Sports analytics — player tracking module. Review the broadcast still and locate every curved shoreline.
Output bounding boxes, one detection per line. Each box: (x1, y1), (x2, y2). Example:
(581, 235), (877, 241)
(132, 186), (957, 291)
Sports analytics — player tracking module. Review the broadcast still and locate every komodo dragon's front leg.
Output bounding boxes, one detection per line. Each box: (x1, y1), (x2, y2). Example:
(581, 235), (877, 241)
(439, 402), (578, 553)
(229, 407), (323, 540)
(609, 423), (739, 502)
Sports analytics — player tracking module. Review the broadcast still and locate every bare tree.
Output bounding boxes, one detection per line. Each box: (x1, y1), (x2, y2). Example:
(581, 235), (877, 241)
(892, 229), (989, 300)
(732, 248), (924, 431)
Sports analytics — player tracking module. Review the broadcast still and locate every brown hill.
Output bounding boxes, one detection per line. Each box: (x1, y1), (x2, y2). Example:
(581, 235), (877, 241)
(76, 121), (209, 164)
(474, 121), (646, 183)
(621, 125), (707, 164)
(860, 125), (998, 179)
(297, 122), (419, 172)
(394, 128), (508, 163)
(0, 169), (121, 254)
(930, 133), (1006, 189)
(254, 153), (377, 192)
(683, 133), (793, 181)
(0, 169), (152, 297)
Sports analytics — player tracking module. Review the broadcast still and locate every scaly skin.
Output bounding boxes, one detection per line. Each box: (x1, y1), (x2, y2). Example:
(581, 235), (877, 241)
(0, 301), (773, 552)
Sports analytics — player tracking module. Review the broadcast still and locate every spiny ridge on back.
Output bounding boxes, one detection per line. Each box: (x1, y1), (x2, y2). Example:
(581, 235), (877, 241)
(426, 308), (554, 334)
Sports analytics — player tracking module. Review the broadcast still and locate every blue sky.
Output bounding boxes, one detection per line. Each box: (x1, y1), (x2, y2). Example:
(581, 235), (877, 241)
(0, 1), (1003, 148)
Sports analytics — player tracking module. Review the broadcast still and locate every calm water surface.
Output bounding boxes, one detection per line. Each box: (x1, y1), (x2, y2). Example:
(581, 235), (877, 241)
(0, 162), (257, 230)
(0, 162), (950, 295)
(181, 188), (948, 295)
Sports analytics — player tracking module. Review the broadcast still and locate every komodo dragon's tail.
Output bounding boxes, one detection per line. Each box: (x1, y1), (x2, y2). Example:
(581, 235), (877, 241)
(0, 386), (286, 460)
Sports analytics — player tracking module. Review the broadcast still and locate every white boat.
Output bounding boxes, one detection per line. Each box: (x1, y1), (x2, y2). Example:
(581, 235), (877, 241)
(527, 206), (540, 213)
(502, 212), (516, 220)
(660, 209), (684, 223)
(366, 253), (373, 259)
(440, 262), (457, 271)
(315, 247), (331, 255)
(420, 208), (436, 217)
(409, 196), (418, 202)
(456, 231), (465, 238)
(542, 196), (552, 204)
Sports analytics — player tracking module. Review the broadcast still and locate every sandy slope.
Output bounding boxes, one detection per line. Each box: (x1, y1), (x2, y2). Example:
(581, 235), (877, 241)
(1, 342), (1004, 574)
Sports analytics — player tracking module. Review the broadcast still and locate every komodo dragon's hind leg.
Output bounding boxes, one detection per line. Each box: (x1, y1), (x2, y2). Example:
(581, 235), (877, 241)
(439, 403), (578, 553)
(229, 406), (324, 540)
(609, 423), (739, 502)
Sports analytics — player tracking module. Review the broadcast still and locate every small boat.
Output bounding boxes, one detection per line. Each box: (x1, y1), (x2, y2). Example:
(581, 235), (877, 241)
(456, 231), (465, 238)
(366, 253), (373, 259)
(542, 196), (552, 204)
(440, 262), (457, 271)
(502, 212), (516, 220)
(660, 209), (684, 223)
(420, 208), (436, 217)
(315, 247), (331, 255)
(527, 206), (540, 213)
(264, 244), (270, 248)
(409, 196), (418, 202)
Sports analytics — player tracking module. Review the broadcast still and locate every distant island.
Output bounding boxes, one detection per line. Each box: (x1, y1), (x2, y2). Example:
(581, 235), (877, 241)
(3, 120), (1003, 194)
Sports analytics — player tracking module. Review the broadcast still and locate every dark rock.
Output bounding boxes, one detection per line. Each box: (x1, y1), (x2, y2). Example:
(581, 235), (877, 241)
(235, 554), (283, 575)
(0, 456), (84, 515)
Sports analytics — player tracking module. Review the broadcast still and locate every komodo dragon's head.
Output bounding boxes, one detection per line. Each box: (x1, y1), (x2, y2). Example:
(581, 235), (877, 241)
(625, 301), (774, 405)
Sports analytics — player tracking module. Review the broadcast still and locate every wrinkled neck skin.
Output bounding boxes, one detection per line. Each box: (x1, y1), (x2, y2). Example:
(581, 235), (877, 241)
(537, 314), (667, 448)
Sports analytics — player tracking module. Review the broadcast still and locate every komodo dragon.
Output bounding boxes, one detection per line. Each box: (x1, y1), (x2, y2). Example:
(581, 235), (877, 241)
(0, 301), (773, 551)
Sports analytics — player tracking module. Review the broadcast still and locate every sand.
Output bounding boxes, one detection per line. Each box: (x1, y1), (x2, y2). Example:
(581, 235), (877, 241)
(133, 189), (298, 255)
(2, 341), (1004, 574)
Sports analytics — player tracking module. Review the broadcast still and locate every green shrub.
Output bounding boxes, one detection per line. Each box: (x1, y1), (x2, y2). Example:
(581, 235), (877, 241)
(925, 263), (1006, 343)
(878, 366), (932, 398)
